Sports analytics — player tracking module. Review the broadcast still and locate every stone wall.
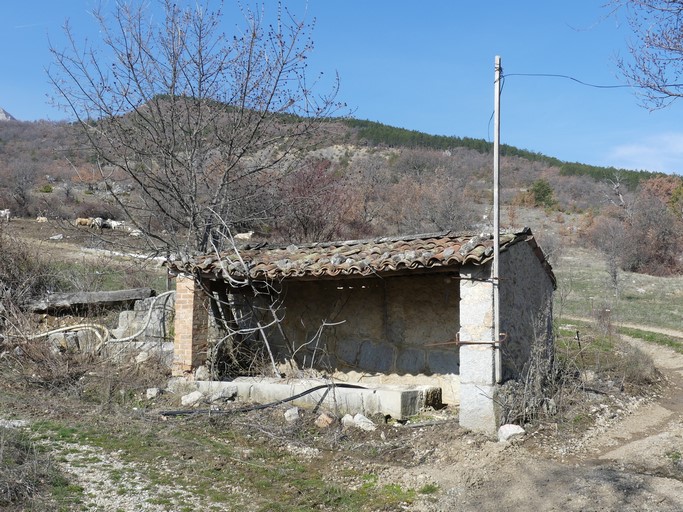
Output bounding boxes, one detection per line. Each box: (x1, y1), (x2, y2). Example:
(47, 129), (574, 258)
(111, 293), (175, 344)
(273, 273), (462, 404)
(458, 263), (498, 434)
(108, 293), (175, 364)
(457, 241), (554, 435)
(499, 241), (554, 381)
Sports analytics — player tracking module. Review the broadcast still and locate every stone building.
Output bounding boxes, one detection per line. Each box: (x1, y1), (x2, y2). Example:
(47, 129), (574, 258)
(167, 228), (555, 435)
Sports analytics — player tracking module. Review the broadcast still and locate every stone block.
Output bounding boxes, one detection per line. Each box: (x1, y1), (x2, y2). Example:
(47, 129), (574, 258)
(336, 338), (363, 365)
(315, 412), (336, 428)
(427, 349), (459, 375)
(459, 345), (495, 385)
(396, 347), (426, 374)
(358, 341), (394, 373)
(459, 383), (500, 437)
(228, 377), (432, 419)
(181, 390), (204, 407)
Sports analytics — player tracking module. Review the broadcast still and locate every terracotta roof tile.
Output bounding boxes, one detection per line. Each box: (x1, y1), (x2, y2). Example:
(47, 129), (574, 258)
(168, 228), (554, 285)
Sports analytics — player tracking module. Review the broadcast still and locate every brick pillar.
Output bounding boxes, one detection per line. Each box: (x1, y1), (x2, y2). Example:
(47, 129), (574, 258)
(172, 275), (209, 377)
(458, 264), (500, 436)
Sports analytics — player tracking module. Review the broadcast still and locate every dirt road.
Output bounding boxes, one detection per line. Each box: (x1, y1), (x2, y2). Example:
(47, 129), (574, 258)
(393, 334), (683, 511)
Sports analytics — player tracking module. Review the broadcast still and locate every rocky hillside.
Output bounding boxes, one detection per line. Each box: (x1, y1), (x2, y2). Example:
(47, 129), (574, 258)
(0, 107), (16, 121)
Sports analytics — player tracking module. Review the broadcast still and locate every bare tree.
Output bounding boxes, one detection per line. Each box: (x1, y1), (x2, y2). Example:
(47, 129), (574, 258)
(9, 165), (36, 216)
(611, 0), (683, 108)
(48, 0), (344, 255)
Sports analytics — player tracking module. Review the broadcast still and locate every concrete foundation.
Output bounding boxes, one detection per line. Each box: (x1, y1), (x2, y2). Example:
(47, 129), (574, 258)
(185, 378), (443, 420)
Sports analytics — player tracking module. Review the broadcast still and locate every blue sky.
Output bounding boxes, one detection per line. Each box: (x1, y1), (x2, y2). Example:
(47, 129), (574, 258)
(2, 1), (682, 174)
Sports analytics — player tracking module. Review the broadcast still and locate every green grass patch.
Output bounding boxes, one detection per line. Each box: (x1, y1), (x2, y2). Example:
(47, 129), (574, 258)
(617, 327), (683, 354)
(666, 451), (681, 464)
(27, 415), (421, 511)
(419, 483), (439, 494)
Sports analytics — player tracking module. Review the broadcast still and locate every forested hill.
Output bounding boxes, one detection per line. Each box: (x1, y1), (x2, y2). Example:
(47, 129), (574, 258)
(341, 119), (659, 189)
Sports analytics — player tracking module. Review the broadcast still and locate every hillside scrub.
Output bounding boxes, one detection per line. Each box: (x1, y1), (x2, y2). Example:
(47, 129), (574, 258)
(588, 180), (683, 277)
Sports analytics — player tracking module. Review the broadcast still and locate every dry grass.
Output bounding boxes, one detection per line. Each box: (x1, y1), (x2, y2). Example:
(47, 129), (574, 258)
(554, 245), (683, 333)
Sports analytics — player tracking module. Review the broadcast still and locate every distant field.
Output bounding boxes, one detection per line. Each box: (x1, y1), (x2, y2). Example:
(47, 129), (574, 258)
(553, 245), (683, 333)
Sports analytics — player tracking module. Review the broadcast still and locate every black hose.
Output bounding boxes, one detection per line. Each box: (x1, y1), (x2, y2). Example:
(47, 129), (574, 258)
(159, 382), (369, 417)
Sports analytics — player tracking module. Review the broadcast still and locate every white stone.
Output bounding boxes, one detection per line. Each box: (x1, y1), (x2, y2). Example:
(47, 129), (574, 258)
(135, 351), (150, 364)
(284, 407), (301, 423)
(194, 365), (210, 381)
(498, 424), (526, 442)
(341, 414), (355, 428)
(0, 419), (28, 429)
(353, 413), (377, 431)
(181, 390), (204, 407)
(146, 387), (160, 400)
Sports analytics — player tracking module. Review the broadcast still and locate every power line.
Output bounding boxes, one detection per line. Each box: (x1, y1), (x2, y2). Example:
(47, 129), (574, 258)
(502, 72), (633, 89)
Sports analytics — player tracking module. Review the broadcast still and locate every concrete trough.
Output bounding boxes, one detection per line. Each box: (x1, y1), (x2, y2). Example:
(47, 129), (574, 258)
(191, 378), (442, 420)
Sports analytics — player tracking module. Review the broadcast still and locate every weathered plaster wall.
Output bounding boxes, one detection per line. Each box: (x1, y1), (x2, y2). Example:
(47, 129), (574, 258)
(499, 241), (554, 381)
(274, 273), (461, 403)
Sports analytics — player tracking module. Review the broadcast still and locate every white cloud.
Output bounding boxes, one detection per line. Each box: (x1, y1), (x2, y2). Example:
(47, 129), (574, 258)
(604, 133), (683, 174)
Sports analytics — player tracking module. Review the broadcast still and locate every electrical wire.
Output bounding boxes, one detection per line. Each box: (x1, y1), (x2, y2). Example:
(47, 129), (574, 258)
(502, 72), (634, 89)
(487, 69), (638, 141)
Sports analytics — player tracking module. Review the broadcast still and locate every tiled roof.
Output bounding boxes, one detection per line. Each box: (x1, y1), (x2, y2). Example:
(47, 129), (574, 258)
(168, 227), (555, 285)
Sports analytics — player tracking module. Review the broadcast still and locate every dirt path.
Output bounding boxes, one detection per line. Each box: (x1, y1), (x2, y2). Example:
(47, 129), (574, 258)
(562, 314), (683, 339)
(393, 333), (683, 511)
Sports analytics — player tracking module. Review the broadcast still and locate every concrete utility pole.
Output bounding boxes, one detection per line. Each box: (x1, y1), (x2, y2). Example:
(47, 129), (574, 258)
(493, 55), (502, 384)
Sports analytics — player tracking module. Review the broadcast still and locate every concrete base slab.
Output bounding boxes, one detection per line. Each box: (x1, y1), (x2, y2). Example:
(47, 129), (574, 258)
(187, 378), (442, 420)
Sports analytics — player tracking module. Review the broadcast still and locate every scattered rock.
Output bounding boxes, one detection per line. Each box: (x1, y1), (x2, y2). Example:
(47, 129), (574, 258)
(353, 413), (377, 431)
(315, 412), (336, 428)
(135, 351), (150, 364)
(194, 365), (210, 381)
(0, 419), (29, 429)
(207, 386), (237, 403)
(146, 387), (161, 400)
(498, 424), (526, 442)
(285, 444), (320, 459)
(181, 391), (204, 407)
(284, 407), (301, 423)
(341, 414), (356, 429)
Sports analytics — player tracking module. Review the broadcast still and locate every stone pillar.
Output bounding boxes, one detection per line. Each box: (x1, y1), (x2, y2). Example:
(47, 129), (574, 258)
(172, 274), (209, 377)
(458, 264), (500, 436)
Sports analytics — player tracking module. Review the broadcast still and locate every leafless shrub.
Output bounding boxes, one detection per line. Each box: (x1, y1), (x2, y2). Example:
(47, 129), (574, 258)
(499, 334), (559, 425)
(500, 319), (659, 427)
(78, 353), (171, 409)
(4, 337), (96, 391)
(604, 341), (659, 389)
(0, 229), (66, 309)
(593, 304), (614, 336)
(0, 427), (57, 510)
